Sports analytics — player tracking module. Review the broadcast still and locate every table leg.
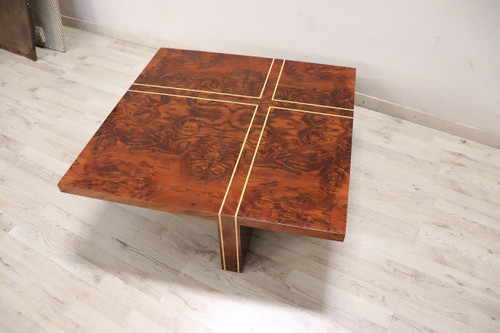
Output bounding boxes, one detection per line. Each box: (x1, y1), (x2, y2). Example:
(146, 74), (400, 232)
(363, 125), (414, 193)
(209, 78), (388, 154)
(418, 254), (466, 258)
(218, 215), (253, 272)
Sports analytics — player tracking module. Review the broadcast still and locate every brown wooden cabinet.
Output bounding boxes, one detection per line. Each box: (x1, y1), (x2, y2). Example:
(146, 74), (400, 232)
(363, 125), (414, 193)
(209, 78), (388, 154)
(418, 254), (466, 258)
(0, 0), (37, 60)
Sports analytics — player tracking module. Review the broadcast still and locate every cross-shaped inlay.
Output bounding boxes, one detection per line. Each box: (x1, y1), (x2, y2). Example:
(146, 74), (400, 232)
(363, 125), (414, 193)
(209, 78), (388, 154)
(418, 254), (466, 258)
(59, 48), (356, 272)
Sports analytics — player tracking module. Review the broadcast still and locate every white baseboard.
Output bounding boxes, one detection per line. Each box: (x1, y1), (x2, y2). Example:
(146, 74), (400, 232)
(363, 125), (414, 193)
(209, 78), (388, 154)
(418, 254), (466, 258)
(355, 93), (499, 149)
(61, 15), (170, 49)
(62, 15), (499, 149)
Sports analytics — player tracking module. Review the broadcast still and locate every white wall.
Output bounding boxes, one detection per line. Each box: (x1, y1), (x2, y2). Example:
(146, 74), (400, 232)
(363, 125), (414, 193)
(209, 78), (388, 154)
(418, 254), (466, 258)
(60, 0), (500, 134)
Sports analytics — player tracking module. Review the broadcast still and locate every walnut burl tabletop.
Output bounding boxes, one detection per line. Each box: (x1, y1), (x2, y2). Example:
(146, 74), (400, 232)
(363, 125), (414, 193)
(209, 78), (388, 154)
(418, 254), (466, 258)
(58, 48), (356, 272)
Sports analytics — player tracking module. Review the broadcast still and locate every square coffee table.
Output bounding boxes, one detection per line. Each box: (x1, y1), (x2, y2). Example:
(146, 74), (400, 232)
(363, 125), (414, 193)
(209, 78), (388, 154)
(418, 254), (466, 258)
(58, 48), (356, 272)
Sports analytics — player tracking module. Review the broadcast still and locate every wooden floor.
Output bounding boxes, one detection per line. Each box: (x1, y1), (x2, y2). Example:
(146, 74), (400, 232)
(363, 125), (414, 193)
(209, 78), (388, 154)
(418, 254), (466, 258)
(0, 27), (499, 333)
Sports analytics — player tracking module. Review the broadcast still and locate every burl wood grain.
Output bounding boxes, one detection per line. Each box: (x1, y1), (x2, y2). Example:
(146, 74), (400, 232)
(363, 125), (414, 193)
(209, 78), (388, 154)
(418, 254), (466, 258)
(59, 91), (256, 218)
(237, 108), (351, 241)
(135, 48), (273, 97)
(273, 60), (355, 109)
(59, 48), (356, 272)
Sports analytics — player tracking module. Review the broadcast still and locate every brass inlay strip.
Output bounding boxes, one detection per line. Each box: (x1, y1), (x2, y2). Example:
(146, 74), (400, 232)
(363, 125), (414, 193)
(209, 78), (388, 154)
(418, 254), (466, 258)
(259, 59), (275, 98)
(234, 106), (272, 272)
(273, 99), (354, 112)
(133, 58), (276, 100)
(270, 106), (353, 119)
(271, 60), (286, 101)
(132, 83), (261, 99)
(217, 105), (258, 271)
(127, 89), (258, 107)
(217, 214), (226, 270)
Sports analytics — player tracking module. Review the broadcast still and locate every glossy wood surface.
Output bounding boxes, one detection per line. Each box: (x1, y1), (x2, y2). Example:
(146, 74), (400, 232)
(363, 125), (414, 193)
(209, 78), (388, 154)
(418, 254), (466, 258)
(135, 48), (273, 97)
(59, 91), (256, 219)
(58, 47), (356, 272)
(273, 60), (355, 109)
(237, 108), (351, 241)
